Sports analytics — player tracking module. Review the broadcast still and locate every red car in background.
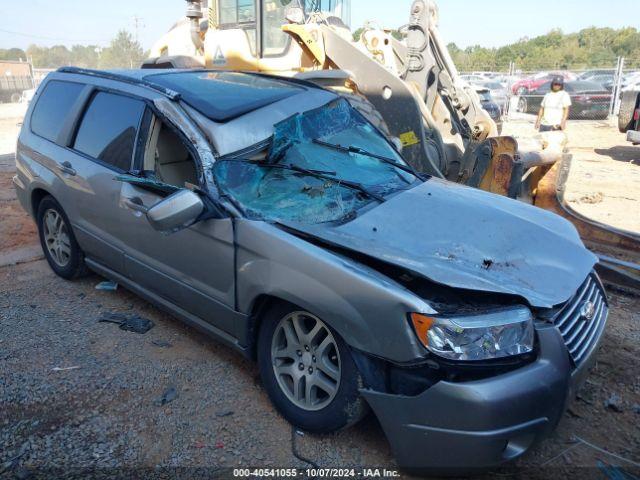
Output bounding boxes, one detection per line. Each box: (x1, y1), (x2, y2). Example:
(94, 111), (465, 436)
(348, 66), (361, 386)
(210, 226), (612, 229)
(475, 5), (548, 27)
(512, 71), (576, 95)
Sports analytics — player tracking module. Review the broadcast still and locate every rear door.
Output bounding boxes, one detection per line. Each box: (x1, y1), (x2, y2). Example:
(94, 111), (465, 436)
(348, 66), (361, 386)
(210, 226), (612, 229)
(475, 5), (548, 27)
(64, 90), (146, 273)
(22, 79), (88, 221)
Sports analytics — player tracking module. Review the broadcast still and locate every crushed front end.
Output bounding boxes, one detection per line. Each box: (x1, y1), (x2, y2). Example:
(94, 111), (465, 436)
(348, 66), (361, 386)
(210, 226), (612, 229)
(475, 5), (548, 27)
(354, 272), (609, 474)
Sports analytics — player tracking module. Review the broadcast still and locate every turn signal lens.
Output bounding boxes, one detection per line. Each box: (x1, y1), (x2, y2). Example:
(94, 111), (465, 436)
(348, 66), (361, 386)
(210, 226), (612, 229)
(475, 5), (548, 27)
(410, 313), (435, 348)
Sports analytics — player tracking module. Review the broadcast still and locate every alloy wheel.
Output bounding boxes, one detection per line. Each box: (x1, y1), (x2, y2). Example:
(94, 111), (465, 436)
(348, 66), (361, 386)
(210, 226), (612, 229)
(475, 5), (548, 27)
(271, 311), (341, 411)
(42, 209), (71, 267)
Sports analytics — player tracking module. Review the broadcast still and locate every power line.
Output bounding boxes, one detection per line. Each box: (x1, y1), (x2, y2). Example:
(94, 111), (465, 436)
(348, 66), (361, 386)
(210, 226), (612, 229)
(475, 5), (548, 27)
(0, 27), (109, 44)
(132, 15), (145, 44)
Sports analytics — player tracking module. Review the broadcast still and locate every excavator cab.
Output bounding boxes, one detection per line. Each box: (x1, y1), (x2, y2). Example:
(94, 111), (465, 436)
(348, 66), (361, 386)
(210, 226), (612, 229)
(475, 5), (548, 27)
(150, 0), (352, 73)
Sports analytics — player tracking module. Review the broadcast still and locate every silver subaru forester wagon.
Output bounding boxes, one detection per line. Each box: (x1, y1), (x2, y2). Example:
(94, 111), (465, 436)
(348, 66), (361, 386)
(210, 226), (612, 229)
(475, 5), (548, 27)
(14, 67), (608, 473)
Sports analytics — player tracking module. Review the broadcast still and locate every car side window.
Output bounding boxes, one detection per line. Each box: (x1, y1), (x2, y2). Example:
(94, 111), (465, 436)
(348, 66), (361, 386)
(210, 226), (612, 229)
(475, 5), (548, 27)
(30, 80), (85, 144)
(141, 117), (199, 189)
(73, 91), (145, 172)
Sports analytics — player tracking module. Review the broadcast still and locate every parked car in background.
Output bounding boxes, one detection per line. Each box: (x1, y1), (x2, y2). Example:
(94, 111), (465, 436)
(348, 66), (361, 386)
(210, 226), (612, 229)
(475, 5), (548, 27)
(620, 72), (640, 93)
(14, 67), (609, 473)
(511, 72), (553, 95)
(578, 69), (615, 82)
(618, 90), (640, 144)
(20, 88), (36, 104)
(516, 81), (611, 119)
(475, 87), (503, 133)
(511, 71), (576, 95)
(476, 81), (509, 112)
(586, 74), (615, 90)
(0, 60), (34, 103)
(460, 74), (488, 84)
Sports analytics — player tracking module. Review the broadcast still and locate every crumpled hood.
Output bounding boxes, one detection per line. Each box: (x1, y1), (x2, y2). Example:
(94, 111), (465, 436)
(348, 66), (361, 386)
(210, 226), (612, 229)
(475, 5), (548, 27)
(283, 178), (597, 309)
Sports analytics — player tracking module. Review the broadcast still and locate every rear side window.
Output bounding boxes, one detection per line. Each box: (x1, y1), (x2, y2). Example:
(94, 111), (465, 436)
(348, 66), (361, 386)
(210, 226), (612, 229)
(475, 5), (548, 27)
(31, 80), (85, 143)
(73, 92), (145, 171)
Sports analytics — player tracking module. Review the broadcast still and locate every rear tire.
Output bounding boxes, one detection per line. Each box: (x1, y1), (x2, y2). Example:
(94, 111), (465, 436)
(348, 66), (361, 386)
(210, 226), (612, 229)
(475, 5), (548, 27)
(257, 302), (368, 433)
(618, 91), (639, 133)
(10, 93), (21, 103)
(36, 195), (88, 280)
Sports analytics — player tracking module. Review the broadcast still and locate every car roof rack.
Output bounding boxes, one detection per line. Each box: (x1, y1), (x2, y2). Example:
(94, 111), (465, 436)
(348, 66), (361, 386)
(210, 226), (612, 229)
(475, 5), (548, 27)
(57, 66), (325, 99)
(56, 66), (182, 100)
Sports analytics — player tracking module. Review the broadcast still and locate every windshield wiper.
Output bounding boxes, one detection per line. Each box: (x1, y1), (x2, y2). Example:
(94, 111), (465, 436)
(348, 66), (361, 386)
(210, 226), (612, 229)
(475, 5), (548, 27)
(222, 159), (386, 203)
(312, 139), (426, 181)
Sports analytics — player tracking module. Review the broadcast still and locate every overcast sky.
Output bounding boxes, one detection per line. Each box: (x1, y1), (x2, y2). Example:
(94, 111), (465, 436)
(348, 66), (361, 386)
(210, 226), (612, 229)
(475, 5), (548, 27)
(1, 0), (639, 51)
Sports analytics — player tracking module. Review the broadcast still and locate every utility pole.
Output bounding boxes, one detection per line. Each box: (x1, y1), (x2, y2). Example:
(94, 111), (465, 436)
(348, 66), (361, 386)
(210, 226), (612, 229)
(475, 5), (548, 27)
(132, 15), (145, 44)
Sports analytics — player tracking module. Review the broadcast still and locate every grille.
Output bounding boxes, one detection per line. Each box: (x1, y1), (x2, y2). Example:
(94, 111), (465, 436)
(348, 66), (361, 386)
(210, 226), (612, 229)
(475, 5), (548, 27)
(553, 274), (609, 366)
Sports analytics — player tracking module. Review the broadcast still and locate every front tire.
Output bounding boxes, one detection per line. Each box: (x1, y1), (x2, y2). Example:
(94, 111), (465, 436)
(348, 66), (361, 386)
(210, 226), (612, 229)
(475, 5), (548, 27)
(257, 303), (368, 433)
(37, 195), (87, 279)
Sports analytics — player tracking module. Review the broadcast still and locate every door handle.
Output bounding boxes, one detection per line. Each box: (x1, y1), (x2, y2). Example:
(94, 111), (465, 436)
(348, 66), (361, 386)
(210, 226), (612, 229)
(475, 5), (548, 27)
(124, 197), (149, 214)
(57, 161), (76, 176)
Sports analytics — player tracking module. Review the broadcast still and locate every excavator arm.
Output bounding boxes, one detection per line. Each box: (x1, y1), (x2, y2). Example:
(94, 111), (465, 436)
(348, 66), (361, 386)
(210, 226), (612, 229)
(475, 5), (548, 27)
(284, 1), (640, 293)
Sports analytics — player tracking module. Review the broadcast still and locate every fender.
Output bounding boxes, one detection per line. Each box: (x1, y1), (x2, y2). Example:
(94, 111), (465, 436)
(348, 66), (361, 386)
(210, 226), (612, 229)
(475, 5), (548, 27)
(234, 220), (432, 364)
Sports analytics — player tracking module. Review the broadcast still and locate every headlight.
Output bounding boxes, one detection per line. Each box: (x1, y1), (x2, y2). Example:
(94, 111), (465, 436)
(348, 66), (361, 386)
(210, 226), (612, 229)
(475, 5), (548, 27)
(410, 307), (534, 361)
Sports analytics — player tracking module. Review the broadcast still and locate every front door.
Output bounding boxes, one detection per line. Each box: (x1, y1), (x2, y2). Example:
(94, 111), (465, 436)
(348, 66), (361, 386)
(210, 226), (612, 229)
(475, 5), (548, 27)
(116, 114), (238, 337)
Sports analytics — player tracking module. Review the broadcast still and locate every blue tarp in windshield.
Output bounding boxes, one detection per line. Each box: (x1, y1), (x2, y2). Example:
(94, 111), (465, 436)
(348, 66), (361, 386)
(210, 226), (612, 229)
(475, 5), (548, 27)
(269, 97), (369, 161)
(213, 99), (415, 224)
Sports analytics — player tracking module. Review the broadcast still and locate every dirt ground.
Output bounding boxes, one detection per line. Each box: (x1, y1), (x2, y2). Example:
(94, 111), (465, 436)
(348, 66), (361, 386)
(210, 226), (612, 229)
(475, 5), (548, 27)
(503, 116), (640, 234)
(1, 105), (639, 479)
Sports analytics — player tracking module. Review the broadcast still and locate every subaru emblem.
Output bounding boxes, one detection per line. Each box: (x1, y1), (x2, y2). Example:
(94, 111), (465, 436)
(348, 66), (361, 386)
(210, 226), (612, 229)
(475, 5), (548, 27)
(579, 301), (596, 321)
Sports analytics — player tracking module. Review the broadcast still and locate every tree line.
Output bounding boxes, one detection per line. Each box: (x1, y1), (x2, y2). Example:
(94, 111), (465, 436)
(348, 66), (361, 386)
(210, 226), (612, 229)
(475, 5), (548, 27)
(353, 26), (640, 72)
(2, 26), (638, 72)
(447, 27), (640, 72)
(0, 30), (147, 69)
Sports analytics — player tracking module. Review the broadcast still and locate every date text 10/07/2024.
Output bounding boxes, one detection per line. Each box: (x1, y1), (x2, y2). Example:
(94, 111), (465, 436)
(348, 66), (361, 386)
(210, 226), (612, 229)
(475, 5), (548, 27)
(233, 468), (401, 477)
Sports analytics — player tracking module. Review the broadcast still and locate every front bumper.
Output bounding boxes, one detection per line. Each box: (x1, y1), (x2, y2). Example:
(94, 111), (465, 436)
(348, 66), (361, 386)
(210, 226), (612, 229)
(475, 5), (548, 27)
(361, 325), (604, 474)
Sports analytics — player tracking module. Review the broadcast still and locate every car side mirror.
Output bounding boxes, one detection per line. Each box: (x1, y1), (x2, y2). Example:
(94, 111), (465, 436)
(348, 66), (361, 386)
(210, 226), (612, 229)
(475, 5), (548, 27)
(146, 189), (204, 232)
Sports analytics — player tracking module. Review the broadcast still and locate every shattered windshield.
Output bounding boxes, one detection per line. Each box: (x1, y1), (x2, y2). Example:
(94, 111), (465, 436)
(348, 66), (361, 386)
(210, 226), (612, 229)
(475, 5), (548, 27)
(212, 99), (419, 223)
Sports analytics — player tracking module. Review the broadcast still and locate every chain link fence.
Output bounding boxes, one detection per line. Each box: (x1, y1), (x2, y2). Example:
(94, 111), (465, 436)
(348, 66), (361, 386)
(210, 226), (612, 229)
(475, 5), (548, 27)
(460, 58), (637, 122)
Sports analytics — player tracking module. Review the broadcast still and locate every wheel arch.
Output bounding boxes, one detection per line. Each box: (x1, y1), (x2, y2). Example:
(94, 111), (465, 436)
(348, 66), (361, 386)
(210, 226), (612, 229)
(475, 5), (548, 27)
(245, 294), (283, 360)
(30, 187), (53, 218)
(245, 294), (332, 361)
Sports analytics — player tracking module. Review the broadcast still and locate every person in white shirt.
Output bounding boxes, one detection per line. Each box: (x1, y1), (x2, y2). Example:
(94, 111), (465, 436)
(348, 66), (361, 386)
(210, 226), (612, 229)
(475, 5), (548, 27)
(535, 76), (572, 132)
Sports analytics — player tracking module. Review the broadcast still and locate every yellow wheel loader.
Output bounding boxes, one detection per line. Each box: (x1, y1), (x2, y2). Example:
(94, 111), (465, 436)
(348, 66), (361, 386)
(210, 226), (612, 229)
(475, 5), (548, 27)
(144, 0), (640, 293)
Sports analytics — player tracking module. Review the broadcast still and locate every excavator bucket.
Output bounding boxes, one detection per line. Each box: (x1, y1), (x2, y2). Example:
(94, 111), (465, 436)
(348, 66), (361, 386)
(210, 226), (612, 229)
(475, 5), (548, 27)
(535, 156), (640, 295)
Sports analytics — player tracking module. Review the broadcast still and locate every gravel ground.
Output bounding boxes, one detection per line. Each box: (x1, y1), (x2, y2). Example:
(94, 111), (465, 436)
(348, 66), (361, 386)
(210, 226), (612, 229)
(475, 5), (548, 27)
(1, 106), (639, 479)
(0, 260), (395, 477)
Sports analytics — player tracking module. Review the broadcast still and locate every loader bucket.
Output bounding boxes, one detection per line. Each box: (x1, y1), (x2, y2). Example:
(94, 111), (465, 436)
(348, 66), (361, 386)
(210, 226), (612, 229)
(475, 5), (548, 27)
(535, 155), (640, 295)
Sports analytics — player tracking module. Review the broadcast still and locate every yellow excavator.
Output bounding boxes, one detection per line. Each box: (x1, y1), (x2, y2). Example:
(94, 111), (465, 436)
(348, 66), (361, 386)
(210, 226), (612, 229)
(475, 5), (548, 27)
(144, 0), (640, 293)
